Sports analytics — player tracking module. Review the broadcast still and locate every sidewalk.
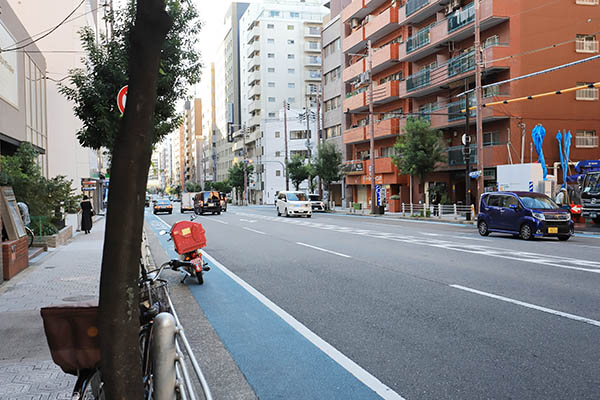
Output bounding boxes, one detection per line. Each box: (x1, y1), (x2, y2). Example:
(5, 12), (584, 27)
(0, 217), (104, 399)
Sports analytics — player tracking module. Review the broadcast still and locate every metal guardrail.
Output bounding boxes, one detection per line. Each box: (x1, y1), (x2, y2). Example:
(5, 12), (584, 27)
(397, 203), (475, 220)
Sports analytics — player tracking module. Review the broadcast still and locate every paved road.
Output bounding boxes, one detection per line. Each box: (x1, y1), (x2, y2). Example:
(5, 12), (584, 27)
(149, 205), (600, 400)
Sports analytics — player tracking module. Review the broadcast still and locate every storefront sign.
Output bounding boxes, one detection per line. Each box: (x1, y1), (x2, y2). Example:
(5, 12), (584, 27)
(342, 161), (364, 175)
(0, 22), (19, 108)
(361, 175), (383, 185)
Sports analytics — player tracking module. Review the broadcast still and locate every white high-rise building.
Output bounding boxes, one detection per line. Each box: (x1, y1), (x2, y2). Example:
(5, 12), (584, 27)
(239, 0), (327, 204)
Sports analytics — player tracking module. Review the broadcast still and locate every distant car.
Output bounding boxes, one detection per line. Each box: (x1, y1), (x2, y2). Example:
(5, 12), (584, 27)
(153, 199), (173, 215)
(145, 196), (150, 207)
(194, 191), (222, 215)
(219, 192), (228, 212)
(276, 191), (312, 218)
(477, 191), (574, 241)
(307, 194), (326, 212)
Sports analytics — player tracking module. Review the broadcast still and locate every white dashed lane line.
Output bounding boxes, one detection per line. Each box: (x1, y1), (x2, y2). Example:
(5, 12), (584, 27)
(296, 242), (352, 258)
(243, 227), (266, 235)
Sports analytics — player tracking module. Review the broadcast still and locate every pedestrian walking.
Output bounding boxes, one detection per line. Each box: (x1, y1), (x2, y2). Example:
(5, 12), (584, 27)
(555, 187), (569, 207)
(80, 195), (94, 234)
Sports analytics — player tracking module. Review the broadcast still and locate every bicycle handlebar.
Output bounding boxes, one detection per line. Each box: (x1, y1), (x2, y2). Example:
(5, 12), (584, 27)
(140, 259), (195, 284)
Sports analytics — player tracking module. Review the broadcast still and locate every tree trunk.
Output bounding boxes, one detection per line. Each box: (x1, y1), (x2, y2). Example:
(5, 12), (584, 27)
(98, 2), (172, 399)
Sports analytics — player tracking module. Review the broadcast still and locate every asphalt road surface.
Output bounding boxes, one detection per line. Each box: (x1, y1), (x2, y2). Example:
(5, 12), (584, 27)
(148, 205), (600, 400)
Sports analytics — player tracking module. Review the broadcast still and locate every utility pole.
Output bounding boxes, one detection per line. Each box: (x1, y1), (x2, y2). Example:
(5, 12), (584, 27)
(464, 93), (471, 220)
(242, 126), (247, 206)
(474, 0), (484, 204)
(283, 101), (290, 190)
(317, 89), (323, 198)
(519, 121), (526, 163)
(304, 98), (312, 159)
(367, 39), (377, 214)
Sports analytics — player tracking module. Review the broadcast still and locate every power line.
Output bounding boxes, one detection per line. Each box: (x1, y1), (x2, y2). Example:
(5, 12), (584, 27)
(0, 0), (86, 53)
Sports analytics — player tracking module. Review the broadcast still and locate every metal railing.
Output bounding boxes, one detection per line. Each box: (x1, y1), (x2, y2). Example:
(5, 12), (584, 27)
(575, 135), (598, 147)
(405, 0), (430, 16)
(448, 144), (477, 165)
(575, 87), (599, 100)
(447, 2), (475, 33)
(448, 51), (475, 77)
(406, 68), (430, 91)
(397, 203), (476, 220)
(576, 39), (599, 53)
(406, 27), (431, 53)
(576, 0), (599, 5)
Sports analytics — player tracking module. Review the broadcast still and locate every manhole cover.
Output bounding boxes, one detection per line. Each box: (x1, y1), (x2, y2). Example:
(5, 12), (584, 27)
(62, 295), (97, 302)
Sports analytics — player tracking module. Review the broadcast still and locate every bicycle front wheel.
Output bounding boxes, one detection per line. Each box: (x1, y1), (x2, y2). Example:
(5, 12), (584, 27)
(25, 227), (34, 248)
(76, 369), (104, 400)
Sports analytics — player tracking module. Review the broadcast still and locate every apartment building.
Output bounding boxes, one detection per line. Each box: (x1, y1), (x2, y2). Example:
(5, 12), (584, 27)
(181, 98), (203, 186)
(7, 0), (106, 191)
(322, 0), (352, 206)
(0, 0), (48, 171)
(341, 0), (600, 206)
(239, 0), (328, 204)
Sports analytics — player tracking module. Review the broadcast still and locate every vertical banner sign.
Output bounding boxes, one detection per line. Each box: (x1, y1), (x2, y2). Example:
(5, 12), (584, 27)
(375, 184), (382, 206)
(117, 85), (128, 114)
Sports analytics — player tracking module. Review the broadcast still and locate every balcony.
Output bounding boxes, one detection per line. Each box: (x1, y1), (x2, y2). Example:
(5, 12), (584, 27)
(576, 135), (598, 148)
(343, 26), (366, 54)
(248, 84), (260, 99)
(341, 160), (365, 175)
(448, 144), (477, 166)
(401, 0), (509, 62)
(248, 70), (261, 85)
(248, 114), (261, 128)
(428, 93), (509, 130)
(343, 58), (365, 82)
(406, 68), (430, 92)
(448, 51), (475, 77)
(248, 99), (261, 113)
(399, 0), (446, 26)
(232, 140), (244, 152)
(373, 80), (402, 104)
(341, 0), (365, 23)
(305, 26), (321, 37)
(482, 43), (511, 71)
(247, 26), (259, 44)
(305, 56), (322, 66)
(365, 7), (400, 43)
(576, 39), (599, 53)
(343, 126), (367, 144)
(305, 70), (322, 81)
(372, 42), (401, 74)
(305, 41), (321, 53)
(247, 41), (260, 57)
(343, 91), (367, 111)
(366, 157), (400, 174)
(373, 118), (405, 139)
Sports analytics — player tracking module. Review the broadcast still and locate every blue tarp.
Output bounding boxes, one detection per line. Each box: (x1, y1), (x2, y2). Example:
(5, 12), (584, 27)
(532, 124), (547, 180)
(556, 130), (572, 187)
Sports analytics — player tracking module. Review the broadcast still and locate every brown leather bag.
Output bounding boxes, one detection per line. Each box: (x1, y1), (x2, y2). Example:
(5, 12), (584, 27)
(40, 302), (101, 375)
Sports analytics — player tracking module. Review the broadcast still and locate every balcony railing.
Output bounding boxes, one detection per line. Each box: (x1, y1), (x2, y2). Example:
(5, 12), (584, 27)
(576, 0), (599, 4)
(447, 95), (475, 122)
(406, 0), (430, 16)
(448, 2), (475, 33)
(406, 26), (430, 53)
(448, 144), (477, 166)
(406, 68), (430, 92)
(576, 135), (598, 147)
(576, 87), (599, 100)
(448, 51), (475, 77)
(576, 39), (599, 53)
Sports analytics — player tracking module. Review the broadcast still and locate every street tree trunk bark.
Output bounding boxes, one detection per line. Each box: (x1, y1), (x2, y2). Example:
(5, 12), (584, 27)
(98, 1), (172, 399)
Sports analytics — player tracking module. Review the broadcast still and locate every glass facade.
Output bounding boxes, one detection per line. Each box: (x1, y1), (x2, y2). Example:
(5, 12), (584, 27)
(24, 53), (48, 176)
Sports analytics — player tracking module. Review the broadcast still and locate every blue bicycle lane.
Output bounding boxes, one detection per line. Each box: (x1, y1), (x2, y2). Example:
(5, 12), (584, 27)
(146, 213), (404, 400)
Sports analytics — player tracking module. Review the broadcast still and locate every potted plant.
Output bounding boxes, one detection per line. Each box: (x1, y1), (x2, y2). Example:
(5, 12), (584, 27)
(389, 195), (401, 212)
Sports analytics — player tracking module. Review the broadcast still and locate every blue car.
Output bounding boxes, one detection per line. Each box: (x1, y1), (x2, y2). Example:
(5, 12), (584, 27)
(477, 191), (574, 241)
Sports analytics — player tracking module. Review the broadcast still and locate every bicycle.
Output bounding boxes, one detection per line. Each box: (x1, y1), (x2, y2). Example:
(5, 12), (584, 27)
(25, 226), (34, 248)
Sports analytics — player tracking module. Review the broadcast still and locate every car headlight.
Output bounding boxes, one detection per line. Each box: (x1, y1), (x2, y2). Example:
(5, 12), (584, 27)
(532, 211), (545, 221)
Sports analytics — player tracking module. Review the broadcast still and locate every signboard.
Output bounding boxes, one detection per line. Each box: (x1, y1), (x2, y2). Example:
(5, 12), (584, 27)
(117, 85), (128, 114)
(375, 185), (382, 206)
(0, 21), (19, 108)
(361, 174), (383, 185)
(81, 179), (97, 192)
(341, 162), (364, 175)
(0, 187), (26, 240)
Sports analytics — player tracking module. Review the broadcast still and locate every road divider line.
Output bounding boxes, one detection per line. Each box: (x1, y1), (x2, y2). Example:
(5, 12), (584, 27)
(242, 227), (266, 235)
(154, 215), (172, 229)
(199, 250), (406, 400)
(450, 284), (600, 328)
(296, 242), (351, 258)
(194, 215), (229, 225)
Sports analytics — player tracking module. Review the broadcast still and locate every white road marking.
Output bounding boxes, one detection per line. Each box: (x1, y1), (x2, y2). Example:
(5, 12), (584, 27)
(154, 215), (172, 229)
(454, 236), (491, 242)
(240, 219), (257, 223)
(573, 244), (600, 249)
(194, 215), (229, 225)
(451, 284), (600, 328)
(296, 242), (352, 258)
(200, 250), (405, 400)
(242, 227), (266, 235)
(419, 232), (441, 236)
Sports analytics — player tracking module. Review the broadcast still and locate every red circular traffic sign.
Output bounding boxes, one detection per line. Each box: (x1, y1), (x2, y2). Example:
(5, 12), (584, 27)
(117, 85), (128, 114)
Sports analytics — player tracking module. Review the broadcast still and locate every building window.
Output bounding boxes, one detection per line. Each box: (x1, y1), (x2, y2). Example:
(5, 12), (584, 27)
(267, 38), (275, 44)
(268, 97), (276, 102)
(483, 131), (500, 146)
(380, 147), (394, 158)
(268, 67), (275, 72)
(288, 54), (295, 59)
(268, 81), (275, 87)
(288, 82), (295, 88)
(287, 25), (294, 30)
(269, 11), (280, 17)
(288, 39), (295, 45)
(290, 12), (300, 18)
(576, 82), (599, 100)
(267, 53), (275, 58)
(291, 150), (309, 158)
(576, 0), (599, 4)
(275, 131), (281, 138)
(483, 35), (500, 48)
(276, 170), (281, 176)
(288, 68), (295, 74)
(290, 130), (309, 139)
(268, 112), (276, 117)
(576, 130), (598, 147)
(288, 97), (295, 103)
(308, 41), (320, 49)
(576, 34), (599, 53)
(276, 151), (281, 157)
(267, 24), (275, 29)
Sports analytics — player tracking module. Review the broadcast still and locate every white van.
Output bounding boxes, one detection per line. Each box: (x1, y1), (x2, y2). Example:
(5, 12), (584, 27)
(180, 192), (197, 213)
(276, 191), (312, 218)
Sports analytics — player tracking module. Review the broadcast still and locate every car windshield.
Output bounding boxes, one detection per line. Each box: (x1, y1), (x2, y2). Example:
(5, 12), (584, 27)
(519, 194), (559, 210)
(582, 173), (600, 194)
(308, 195), (321, 201)
(287, 193), (307, 201)
(157, 200), (170, 205)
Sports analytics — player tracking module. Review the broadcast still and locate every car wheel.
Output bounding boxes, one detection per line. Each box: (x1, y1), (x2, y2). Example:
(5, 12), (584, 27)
(277, 208), (281, 217)
(557, 235), (571, 241)
(196, 271), (204, 285)
(594, 217), (600, 225)
(180, 209), (184, 213)
(153, 211), (157, 215)
(520, 223), (533, 240)
(307, 214), (312, 218)
(284, 208), (288, 217)
(217, 211), (221, 215)
(478, 221), (489, 236)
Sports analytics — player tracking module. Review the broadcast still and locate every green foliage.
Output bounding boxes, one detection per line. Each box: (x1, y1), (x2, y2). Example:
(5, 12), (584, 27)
(227, 162), (254, 191)
(30, 216), (59, 236)
(203, 181), (213, 191)
(0, 143), (80, 225)
(286, 154), (309, 191)
(391, 118), (446, 199)
(305, 162), (317, 193)
(314, 141), (342, 191)
(212, 181), (232, 193)
(185, 182), (202, 192)
(389, 195), (401, 200)
(59, 0), (202, 152)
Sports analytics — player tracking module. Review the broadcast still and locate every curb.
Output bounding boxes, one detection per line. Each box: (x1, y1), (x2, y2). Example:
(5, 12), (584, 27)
(326, 210), (476, 225)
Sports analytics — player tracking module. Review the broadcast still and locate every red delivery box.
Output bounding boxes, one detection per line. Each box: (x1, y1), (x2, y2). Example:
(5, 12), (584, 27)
(170, 221), (207, 254)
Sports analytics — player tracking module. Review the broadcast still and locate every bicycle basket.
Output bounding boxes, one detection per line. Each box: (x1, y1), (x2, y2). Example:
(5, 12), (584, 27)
(40, 302), (101, 375)
(139, 280), (171, 314)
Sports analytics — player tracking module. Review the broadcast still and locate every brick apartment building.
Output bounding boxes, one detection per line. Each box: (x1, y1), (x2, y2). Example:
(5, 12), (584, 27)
(340, 0), (600, 206)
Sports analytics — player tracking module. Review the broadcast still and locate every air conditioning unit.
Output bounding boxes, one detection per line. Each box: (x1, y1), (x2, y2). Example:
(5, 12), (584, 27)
(351, 18), (359, 29)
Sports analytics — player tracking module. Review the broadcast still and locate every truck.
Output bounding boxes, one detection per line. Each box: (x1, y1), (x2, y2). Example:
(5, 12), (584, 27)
(580, 170), (600, 224)
(180, 192), (198, 213)
(496, 163), (556, 197)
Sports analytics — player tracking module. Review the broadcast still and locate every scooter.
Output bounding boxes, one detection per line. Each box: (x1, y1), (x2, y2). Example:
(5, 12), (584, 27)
(160, 215), (210, 284)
